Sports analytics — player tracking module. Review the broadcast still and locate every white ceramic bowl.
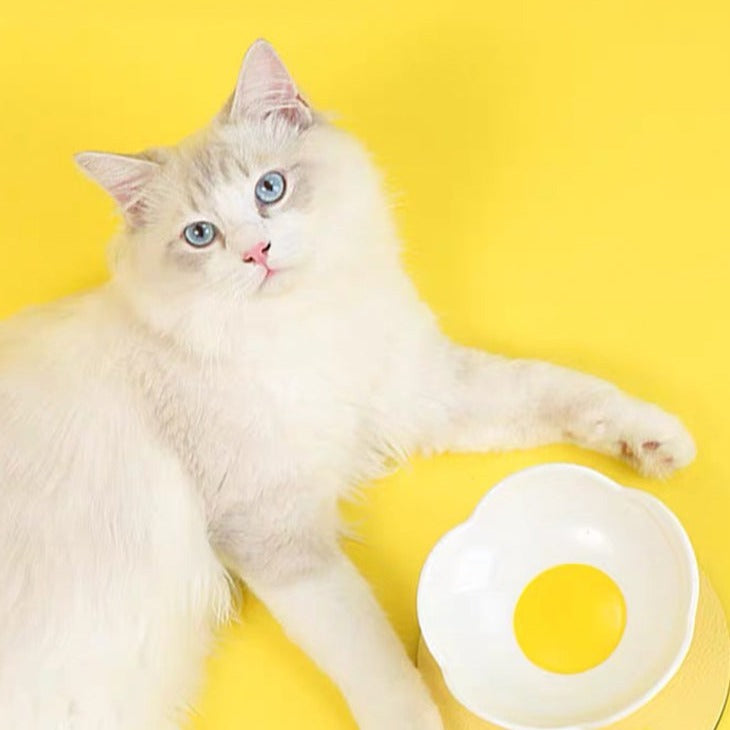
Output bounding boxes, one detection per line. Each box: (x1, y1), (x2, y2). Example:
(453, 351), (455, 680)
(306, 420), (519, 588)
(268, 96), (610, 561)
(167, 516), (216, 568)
(417, 464), (699, 730)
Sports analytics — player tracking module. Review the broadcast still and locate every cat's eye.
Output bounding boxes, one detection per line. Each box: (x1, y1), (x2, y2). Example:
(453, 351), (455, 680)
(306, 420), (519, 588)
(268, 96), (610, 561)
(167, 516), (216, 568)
(255, 171), (286, 205)
(183, 221), (217, 248)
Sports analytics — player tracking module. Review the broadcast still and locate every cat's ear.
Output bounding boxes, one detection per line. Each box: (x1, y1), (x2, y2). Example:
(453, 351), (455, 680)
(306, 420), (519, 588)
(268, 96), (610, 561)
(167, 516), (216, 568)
(226, 39), (312, 129)
(74, 151), (160, 227)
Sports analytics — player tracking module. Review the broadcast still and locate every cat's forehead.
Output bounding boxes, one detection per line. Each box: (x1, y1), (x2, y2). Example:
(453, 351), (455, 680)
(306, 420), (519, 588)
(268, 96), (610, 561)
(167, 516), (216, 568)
(174, 121), (303, 214)
(186, 122), (299, 178)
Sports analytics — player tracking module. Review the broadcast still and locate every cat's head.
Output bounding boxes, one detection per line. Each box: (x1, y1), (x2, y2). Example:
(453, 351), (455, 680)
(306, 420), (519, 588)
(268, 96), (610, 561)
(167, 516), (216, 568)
(76, 40), (396, 331)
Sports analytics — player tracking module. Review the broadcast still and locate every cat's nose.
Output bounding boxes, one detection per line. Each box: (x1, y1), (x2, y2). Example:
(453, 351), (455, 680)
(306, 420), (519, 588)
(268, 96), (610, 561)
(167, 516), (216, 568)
(242, 241), (271, 266)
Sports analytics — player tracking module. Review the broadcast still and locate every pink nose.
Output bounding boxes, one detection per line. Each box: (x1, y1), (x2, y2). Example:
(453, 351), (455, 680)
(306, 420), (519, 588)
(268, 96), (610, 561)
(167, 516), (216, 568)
(242, 241), (271, 266)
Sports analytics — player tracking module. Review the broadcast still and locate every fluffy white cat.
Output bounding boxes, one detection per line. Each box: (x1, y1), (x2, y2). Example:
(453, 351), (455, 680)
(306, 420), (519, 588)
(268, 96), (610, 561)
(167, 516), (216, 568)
(0, 39), (695, 730)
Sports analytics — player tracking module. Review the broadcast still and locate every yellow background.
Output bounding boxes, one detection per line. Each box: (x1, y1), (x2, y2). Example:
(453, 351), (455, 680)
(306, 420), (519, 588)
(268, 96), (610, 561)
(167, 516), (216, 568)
(1, 2), (729, 728)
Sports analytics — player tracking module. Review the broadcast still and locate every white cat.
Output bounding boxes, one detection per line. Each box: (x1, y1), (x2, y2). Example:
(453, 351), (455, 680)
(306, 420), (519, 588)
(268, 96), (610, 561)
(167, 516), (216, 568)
(0, 39), (695, 730)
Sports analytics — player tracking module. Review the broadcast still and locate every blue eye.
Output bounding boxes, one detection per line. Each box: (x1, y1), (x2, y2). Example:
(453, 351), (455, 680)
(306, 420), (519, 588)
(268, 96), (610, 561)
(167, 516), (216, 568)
(183, 221), (217, 247)
(255, 171), (286, 205)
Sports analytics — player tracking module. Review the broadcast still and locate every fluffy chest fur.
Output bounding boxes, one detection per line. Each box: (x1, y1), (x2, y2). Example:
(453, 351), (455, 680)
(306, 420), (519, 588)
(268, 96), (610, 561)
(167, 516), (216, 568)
(129, 282), (426, 535)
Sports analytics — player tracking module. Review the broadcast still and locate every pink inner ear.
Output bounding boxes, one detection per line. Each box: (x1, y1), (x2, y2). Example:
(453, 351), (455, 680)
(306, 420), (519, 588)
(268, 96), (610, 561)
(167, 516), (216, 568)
(123, 196), (150, 227)
(75, 152), (160, 227)
(231, 40), (312, 127)
(110, 170), (154, 207)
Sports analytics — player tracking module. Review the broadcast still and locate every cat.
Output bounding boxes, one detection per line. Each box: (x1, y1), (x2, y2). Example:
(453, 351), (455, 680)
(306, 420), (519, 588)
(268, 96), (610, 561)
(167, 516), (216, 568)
(0, 39), (695, 730)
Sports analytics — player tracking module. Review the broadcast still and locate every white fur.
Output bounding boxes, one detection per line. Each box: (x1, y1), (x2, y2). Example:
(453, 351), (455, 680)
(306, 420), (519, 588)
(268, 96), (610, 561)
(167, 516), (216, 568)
(0, 41), (694, 730)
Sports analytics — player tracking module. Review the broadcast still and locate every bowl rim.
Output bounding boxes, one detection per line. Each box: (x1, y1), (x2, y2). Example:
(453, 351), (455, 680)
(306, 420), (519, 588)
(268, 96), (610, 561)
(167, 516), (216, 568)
(417, 462), (700, 730)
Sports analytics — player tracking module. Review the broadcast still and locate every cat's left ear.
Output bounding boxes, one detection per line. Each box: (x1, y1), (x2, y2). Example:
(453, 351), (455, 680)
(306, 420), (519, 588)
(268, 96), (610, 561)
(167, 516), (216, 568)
(74, 151), (160, 227)
(227, 39), (312, 129)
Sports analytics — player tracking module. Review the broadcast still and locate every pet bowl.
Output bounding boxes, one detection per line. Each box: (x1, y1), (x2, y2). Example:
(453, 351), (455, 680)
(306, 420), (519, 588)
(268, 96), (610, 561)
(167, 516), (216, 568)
(417, 464), (700, 730)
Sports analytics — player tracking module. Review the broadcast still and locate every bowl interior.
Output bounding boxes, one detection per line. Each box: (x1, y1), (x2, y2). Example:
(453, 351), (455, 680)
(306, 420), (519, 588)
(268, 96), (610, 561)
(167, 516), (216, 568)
(417, 464), (699, 730)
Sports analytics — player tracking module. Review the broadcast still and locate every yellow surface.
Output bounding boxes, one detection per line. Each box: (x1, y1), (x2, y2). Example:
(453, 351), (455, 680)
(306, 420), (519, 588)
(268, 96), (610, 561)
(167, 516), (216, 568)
(1, 2), (729, 729)
(513, 564), (627, 675)
(418, 572), (730, 730)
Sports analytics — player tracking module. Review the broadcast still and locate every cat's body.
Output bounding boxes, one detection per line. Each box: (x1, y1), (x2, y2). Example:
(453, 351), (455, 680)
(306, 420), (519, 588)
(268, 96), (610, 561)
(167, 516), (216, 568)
(0, 291), (229, 729)
(0, 41), (695, 730)
(0, 237), (438, 730)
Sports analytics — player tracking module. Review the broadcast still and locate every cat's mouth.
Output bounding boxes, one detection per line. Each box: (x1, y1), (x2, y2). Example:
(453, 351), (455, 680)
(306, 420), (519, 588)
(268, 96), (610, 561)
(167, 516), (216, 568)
(255, 266), (279, 291)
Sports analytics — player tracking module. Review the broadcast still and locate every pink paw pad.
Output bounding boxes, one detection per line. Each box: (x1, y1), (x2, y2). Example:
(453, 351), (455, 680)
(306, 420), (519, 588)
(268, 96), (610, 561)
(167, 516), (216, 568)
(642, 440), (661, 451)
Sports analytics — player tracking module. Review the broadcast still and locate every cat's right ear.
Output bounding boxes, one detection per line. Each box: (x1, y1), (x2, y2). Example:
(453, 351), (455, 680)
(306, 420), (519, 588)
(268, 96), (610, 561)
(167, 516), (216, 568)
(74, 151), (160, 227)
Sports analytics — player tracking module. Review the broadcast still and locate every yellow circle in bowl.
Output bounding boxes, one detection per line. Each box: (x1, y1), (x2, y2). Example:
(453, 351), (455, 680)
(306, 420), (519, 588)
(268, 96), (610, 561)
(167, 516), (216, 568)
(513, 563), (627, 674)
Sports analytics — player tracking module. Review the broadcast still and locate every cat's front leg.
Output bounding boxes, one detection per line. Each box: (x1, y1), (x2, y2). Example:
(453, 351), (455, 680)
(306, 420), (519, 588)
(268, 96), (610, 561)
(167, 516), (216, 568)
(412, 342), (695, 477)
(215, 515), (443, 730)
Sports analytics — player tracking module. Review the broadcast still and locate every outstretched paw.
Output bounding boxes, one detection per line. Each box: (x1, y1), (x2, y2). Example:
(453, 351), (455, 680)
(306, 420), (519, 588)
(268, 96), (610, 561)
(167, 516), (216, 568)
(575, 395), (696, 478)
(616, 420), (695, 478)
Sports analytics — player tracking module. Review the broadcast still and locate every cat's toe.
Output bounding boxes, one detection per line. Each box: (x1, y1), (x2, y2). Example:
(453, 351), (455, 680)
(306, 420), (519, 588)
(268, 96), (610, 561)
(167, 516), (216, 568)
(618, 409), (696, 478)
